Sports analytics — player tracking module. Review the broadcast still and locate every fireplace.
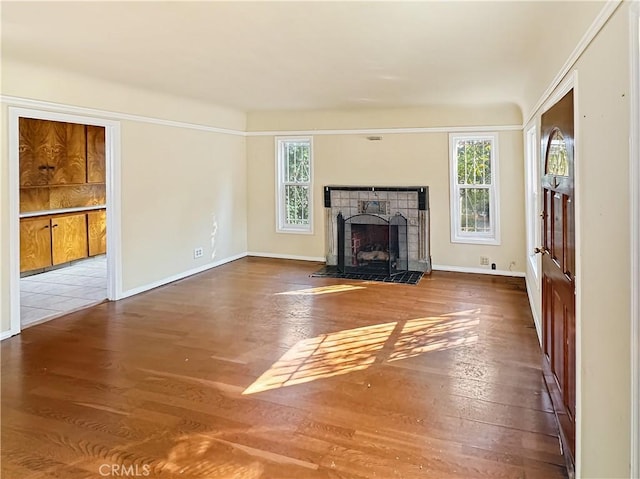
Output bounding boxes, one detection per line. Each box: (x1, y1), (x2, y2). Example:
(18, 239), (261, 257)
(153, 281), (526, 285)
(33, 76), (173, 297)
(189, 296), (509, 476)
(337, 212), (408, 275)
(324, 186), (431, 274)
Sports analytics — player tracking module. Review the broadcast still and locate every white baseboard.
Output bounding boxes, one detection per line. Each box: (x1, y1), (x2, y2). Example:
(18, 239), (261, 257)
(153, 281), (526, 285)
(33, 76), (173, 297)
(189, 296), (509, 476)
(431, 264), (526, 278)
(525, 274), (542, 346)
(0, 329), (18, 341)
(119, 252), (247, 299)
(247, 252), (325, 262)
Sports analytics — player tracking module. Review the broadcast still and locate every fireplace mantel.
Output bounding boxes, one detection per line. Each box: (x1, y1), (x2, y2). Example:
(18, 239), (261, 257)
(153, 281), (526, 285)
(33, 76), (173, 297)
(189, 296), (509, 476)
(323, 186), (431, 273)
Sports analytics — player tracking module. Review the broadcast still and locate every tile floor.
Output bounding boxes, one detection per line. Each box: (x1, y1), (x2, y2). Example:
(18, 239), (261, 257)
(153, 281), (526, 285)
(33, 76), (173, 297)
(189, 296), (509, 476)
(20, 255), (107, 327)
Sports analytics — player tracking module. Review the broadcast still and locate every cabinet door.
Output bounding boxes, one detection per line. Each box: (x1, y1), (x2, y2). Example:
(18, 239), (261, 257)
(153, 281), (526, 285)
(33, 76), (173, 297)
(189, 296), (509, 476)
(20, 218), (52, 272)
(51, 214), (88, 265)
(86, 126), (106, 183)
(48, 122), (87, 185)
(19, 118), (51, 186)
(87, 210), (107, 256)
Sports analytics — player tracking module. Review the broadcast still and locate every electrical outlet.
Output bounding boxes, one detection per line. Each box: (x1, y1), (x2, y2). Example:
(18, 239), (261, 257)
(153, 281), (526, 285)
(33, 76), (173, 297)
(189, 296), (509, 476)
(194, 247), (204, 259)
(480, 256), (489, 266)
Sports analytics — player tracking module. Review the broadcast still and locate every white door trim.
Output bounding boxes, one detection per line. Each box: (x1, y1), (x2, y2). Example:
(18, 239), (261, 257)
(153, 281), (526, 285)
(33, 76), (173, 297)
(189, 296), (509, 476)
(7, 106), (122, 338)
(629, 2), (640, 476)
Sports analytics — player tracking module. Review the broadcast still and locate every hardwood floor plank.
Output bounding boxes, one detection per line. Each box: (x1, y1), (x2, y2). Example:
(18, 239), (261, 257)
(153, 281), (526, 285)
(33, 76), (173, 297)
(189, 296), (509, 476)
(2, 258), (567, 478)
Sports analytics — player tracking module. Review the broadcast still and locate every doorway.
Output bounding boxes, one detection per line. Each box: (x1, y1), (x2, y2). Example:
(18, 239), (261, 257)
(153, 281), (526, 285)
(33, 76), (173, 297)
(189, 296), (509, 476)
(19, 118), (107, 326)
(8, 106), (121, 336)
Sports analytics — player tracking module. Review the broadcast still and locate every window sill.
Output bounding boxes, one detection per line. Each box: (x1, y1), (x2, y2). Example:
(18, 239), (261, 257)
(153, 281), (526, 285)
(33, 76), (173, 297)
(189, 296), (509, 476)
(276, 227), (314, 235)
(450, 236), (501, 246)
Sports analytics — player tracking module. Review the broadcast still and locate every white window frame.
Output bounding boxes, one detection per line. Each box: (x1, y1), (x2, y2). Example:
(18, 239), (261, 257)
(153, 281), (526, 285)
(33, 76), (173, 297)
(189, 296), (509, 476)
(275, 136), (313, 234)
(525, 125), (541, 280)
(449, 132), (500, 245)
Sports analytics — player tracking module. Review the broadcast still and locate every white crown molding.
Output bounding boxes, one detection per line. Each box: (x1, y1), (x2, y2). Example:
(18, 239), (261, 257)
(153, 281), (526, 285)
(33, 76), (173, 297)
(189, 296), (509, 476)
(247, 252), (325, 262)
(431, 264), (525, 278)
(247, 124), (522, 137)
(524, 0), (622, 125)
(119, 252), (247, 300)
(1, 95), (524, 137)
(0, 95), (246, 137)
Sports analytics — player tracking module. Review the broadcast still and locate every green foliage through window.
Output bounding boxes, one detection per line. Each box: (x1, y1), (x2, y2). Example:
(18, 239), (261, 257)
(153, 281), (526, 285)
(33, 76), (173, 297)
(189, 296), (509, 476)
(452, 135), (496, 239)
(279, 138), (311, 230)
(456, 139), (492, 233)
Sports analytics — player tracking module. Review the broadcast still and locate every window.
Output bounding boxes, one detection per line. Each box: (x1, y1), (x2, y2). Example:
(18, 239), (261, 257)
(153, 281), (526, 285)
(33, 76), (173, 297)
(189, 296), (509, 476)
(276, 137), (313, 233)
(525, 126), (541, 279)
(449, 133), (500, 245)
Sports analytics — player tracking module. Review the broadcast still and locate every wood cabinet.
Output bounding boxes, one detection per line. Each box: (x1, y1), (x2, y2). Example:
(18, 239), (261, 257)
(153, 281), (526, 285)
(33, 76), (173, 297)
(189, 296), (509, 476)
(87, 210), (107, 256)
(20, 210), (104, 273)
(20, 217), (52, 271)
(19, 118), (87, 186)
(19, 118), (108, 273)
(19, 118), (106, 213)
(87, 125), (106, 183)
(51, 214), (88, 265)
(20, 213), (88, 272)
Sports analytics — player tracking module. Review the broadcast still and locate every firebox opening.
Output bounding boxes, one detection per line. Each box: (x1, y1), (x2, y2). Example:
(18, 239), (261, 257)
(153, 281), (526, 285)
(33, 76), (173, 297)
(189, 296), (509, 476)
(351, 224), (392, 273)
(337, 212), (408, 277)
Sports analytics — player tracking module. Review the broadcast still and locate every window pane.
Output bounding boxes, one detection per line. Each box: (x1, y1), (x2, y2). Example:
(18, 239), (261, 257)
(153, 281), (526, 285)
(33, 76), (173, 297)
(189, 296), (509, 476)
(457, 139), (492, 185)
(285, 142), (310, 183)
(285, 185), (310, 225)
(459, 187), (491, 233)
(546, 129), (569, 176)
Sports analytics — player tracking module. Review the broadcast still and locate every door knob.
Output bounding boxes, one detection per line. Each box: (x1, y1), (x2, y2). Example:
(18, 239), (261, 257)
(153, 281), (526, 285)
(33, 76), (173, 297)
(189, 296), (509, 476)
(534, 247), (545, 254)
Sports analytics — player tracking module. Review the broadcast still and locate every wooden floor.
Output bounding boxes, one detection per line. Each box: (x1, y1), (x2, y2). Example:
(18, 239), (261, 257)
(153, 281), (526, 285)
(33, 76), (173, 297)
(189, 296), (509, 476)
(1, 257), (567, 479)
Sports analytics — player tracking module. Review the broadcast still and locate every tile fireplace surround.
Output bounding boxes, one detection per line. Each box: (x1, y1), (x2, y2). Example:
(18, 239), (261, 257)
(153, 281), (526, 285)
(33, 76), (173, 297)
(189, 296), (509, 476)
(323, 186), (432, 273)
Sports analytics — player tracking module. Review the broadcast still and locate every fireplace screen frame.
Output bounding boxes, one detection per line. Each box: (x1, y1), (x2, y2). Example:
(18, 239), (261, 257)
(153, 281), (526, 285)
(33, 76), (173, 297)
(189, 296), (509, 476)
(337, 212), (408, 276)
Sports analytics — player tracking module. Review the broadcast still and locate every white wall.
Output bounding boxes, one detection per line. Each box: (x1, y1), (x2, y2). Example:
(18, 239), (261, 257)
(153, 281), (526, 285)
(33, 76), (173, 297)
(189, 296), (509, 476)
(523, 2), (632, 476)
(119, 121), (246, 292)
(1, 59), (248, 333)
(246, 106), (526, 273)
(519, 1), (608, 116)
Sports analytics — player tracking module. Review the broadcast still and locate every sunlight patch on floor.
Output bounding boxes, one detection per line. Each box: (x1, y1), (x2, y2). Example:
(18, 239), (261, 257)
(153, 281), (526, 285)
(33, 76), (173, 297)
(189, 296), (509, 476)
(243, 310), (480, 395)
(242, 322), (396, 394)
(387, 315), (479, 362)
(275, 284), (367, 296)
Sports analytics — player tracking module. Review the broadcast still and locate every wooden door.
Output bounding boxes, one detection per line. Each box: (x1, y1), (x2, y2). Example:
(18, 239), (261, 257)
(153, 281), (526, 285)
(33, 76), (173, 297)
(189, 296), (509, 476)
(20, 218), (52, 271)
(51, 214), (88, 265)
(540, 89), (576, 463)
(87, 210), (107, 256)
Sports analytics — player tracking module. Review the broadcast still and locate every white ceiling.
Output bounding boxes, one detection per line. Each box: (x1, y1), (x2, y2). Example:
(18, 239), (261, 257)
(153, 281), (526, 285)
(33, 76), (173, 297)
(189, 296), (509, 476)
(1, 1), (604, 112)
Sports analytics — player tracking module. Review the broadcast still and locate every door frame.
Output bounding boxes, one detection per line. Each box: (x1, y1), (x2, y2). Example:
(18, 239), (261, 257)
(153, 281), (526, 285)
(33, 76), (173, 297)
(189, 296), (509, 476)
(539, 70), (580, 471)
(7, 106), (122, 337)
(630, 2), (640, 476)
